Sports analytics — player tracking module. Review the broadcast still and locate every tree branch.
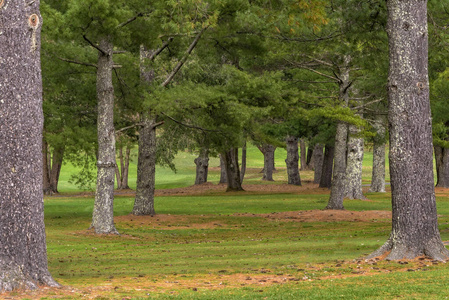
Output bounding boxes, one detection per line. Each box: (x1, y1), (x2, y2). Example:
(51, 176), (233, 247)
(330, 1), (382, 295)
(117, 12), (144, 28)
(161, 112), (222, 133)
(58, 57), (97, 68)
(83, 35), (107, 55)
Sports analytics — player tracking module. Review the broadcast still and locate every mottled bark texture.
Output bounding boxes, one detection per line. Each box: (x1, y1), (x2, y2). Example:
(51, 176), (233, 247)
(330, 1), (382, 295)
(133, 115), (157, 215)
(223, 148), (244, 191)
(369, 116), (387, 192)
(344, 125), (366, 200)
(194, 149), (209, 185)
(327, 56), (351, 209)
(0, 0), (59, 290)
(313, 144), (324, 184)
(91, 37), (118, 234)
(285, 136), (301, 186)
(319, 145), (334, 188)
(219, 155), (227, 184)
(258, 144), (276, 181)
(368, 0), (449, 261)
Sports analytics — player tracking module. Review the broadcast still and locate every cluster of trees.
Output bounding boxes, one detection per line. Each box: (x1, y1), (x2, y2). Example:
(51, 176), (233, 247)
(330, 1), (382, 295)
(1, 0), (449, 292)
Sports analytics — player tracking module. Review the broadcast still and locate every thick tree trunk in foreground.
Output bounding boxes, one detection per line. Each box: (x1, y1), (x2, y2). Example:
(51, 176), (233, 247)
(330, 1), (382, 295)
(368, 0), (449, 261)
(194, 149), (209, 185)
(133, 116), (157, 216)
(285, 136), (301, 186)
(369, 116), (387, 192)
(258, 144), (276, 181)
(0, 1), (59, 290)
(91, 37), (118, 234)
(313, 144), (324, 184)
(219, 155), (227, 184)
(344, 125), (366, 200)
(319, 145), (334, 188)
(223, 148), (244, 191)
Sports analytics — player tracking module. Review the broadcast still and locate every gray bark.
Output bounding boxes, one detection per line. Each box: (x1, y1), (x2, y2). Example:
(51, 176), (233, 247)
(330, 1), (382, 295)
(223, 148), (244, 191)
(327, 55), (351, 210)
(0, 0), (59, 290)
(133, 115), (157, 215)
(194, 149), (209, 185)
(344, 125), (366, 200)
(91, 37), (118, 234)
(369, 117), (387, 192)
(258, 144), (276, 181)
(319, 145), (334, 188)
(368, 0), (449, 261)
(285, 136), (301, 186)
(299, 139), (307, 170)
(219, 155), (227, 184)
(313, 144), (324, 184)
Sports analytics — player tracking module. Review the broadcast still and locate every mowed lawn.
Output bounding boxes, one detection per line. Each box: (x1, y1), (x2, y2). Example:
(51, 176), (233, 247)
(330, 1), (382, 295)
(9, 145), (449, 299)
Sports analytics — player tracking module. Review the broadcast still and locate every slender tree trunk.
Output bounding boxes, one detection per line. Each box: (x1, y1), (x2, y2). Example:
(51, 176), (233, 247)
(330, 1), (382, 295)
(0, 1), (59, 289)
(115, 163), (122, 190)
(258, 144), (276, 181)
(223, 148), (244, 191)
(313, 144), (324, 184)
(121, 146), (131, 189)
(133, 116), (157, 215)
(306, 146), (314, 170)
(240, 140), (247, 183)
(299, 139), (307, 171)
(369, 116), (387, 192)
(49, 146), (63, 194)
(435, 146), (442, 187)
(43, 139), (51, 195)
(219, 154), (227, 184)
(91, 37), (118, 234)
(344, 125), (366, 200)
(319, 146), (334, 188)
(368, 0), (449, 261)
(285, 136), (301, 186)
(327, 55), (351, 210)
(194, 149), (209, 185)
(435, 146), (449, 188)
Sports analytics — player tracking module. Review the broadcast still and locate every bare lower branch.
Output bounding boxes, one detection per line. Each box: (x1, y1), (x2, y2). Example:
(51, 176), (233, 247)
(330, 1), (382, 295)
(83, 35), (107, 55)
(161, 112), (221, 133)
(58, 57), (97, 68)
(117, 12), (144, 28)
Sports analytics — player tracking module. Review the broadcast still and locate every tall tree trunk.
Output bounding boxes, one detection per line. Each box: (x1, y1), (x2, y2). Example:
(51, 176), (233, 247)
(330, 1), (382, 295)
(299, 139), (307, 171)
(219, 154), (227, 184)
(121, 146), (131, 189)
(313, 144), (324, 184)
(115, 146), (124, 190)
(435, 146), (443, 187)
(327, 56), (351, 210)
(258, 144), (276, 181)
(49, 146), (63, 194)
(133, 115), (157, 215)
(240, 140), (247, 183)
(91, 37), (118, 234)
(285, 136), (301, 186)
(43, 139), (51, 195)
(0, 1), (59, 289)
(306, 146), (314, 170)
(319, 145), (334, 188)
(369, 116), (387, 192)
(344, 125), (366, 200)
(434, 146), (449, 188)
(194, 149), (209, 185)
(368, 0), (449, 261)
(223, 148), (244, 191)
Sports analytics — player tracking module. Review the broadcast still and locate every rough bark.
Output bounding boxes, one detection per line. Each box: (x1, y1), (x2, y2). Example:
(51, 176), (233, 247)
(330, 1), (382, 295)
(91, 37), (118, 234)
(194, 149), (209, 185)
(369, 116), (387, 193)
(219, 155), (227, 184)
(344, 125), (366, 200)
(299, 139), (307, 171)
(223, 148), (244, 191)
(0, 0), (59, 290)
(240, 141), (247, 183)
(368, 0), (449, 261)
(133, 116), (157, 215)
(327, 55), (351, 210)
(285, 136), (301, 186)
(319, 145), (334, 188)
(313, 144), (324, 184)
(258, 144), (276, 181)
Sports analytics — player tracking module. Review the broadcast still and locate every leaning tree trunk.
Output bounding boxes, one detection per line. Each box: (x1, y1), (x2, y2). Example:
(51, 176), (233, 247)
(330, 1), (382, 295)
(194, 149), (209, 185)
(258, 144), (276, 181)
(369, 116), (387, 193)
(368, 0), (449, 261)
(219, 154), (227, 184)
(133, 115), (157, 216)
(91, 37), (118, 234)
(344, 124), (366, 200)
(223, 148), (244, 191)
(327, 56), (351, 210)
(319, 145), (334, 188)
(285, 136), (301, 186)
(313, 144), (324, 184)
(0, 1), (59, 290)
